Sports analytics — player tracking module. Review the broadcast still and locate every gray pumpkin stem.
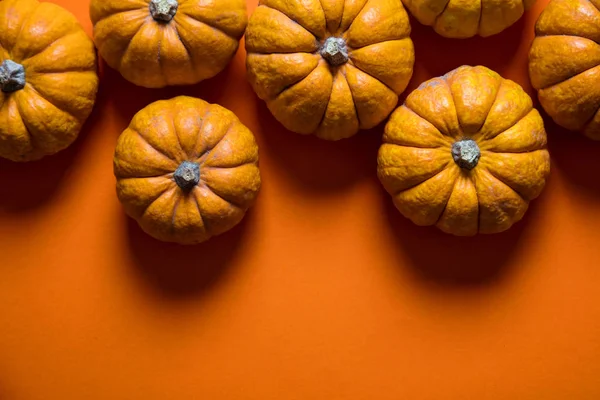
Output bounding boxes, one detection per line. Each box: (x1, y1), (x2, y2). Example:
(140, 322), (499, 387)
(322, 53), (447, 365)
(320, 37), (349, 66)
(174, 161), (200, 191)
(452, 139), (481, 170)
(149, 0), (178, 22)
(0, 60), (26, 93)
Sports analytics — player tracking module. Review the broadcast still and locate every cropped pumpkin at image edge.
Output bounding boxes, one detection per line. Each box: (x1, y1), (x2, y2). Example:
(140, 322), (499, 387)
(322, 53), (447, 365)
(403, 0), (537, 38)
(529, 0), (600, 140)
(0, 0), (99, 162)
(89, 0), (248, 88)
(245, 0), (415, 140)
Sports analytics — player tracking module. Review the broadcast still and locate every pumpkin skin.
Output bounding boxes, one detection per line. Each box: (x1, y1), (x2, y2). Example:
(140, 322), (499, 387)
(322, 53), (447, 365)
(0, 0), (99, 162)
(90, 0), (247, 89)
(529, 0), (600, 140)
(403, 0), (537, 38)
(378, 66), (550, 236)
(114, 96), (261, 244)
(245, 0), (415, 140)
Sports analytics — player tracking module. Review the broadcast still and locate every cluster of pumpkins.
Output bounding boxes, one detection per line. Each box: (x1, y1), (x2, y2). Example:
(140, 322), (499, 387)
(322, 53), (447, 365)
(0, 0), (597, 244)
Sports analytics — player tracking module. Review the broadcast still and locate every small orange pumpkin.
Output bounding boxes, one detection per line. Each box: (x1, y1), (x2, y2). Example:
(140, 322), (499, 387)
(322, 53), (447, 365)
(0, 0), (99, 162)
(529, 0), (600, 139)
(403, 0), (536, 38)
(245, 0), (415, 140)
(378, 66), (550, 236)
(90, 0), (248, 88)
(114, 96), (261, 244)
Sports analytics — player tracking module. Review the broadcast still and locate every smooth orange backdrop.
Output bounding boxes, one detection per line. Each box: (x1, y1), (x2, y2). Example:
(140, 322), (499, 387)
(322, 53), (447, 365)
(1, 1), (600, 399)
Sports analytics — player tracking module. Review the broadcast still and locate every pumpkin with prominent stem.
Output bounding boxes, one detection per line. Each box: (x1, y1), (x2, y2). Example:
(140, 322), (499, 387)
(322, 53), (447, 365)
(378, 66), (550, 236)
(245, 0), (415, 140)
(90, 0), (247, 88)
(529, 0), (600, 139)
(0, 0), (99, 162)
(114, 96), (261, 244)
(403, 0), (537, 38)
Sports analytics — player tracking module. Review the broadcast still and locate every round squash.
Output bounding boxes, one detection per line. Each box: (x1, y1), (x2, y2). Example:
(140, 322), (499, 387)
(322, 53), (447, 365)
(403, 0), (536, 38)
(90, 0), (248, 89)
(245, 0), (415, 140)
(0, 0), (99, 162)
(114, 96), (261, 244)
(529, 0), (600, 139)
(378, 66), (550, 236)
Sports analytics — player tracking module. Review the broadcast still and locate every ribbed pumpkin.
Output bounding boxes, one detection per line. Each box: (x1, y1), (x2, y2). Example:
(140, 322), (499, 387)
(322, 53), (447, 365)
(403, 0), (536, 38)
(90, 0), (247, 88)
(529, 0), (600, 139)
(246, 0), (415, 140)
(114, 96), (261, 244)
(0, 0), (99, 162)
(378, 66), (550, 236)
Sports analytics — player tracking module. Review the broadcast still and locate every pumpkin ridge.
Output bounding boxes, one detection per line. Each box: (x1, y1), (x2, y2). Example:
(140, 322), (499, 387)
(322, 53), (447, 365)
(9, 2), (39, 56)
(191, 189), (209, 236)
(262, 1), (326, 39)
(0, 96), (34, 156)
(23, 83), (77, 121)
(19, 30), (82, 63)
(346, 51), (398, 95)
(315, 70), (336, 132)
(90, 4), (147, 25)
(199, 119), (236, 164)
(433, 169), (460, 225)
(433, 0), (453, 29)
(168, 110), (188, 162)
(130, 128), (178, 166)
(535, 58), (600, 91)
(382, 160), (451, 197)
(479, 166), (529, 203)
(176, 8), (238, 41)
(140, 185), (176, 220)
(171, 21), (195, 73)
(404, 80), (459, 138)
(270, 56), (321, 100)
(12, 91), (43, 151)
(340, 65), (363, 128)
(478, 80), (528, 141)
(170, 194), (182, 233)
(118, 21), (148, 72)
(476, 0), (483, 35)
(202, 180), (245, 210)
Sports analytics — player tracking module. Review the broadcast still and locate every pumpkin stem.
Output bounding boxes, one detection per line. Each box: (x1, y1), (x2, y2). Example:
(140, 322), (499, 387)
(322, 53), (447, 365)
(174, 161), (200, 191)
(452, 139), (480, 170)
(0, 60), (26, 93)
(149, 0), (178, 22)
(320, 37), (348, 66)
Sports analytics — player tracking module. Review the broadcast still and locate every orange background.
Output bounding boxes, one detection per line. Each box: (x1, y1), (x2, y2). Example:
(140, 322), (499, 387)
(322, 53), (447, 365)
(1, 1), (600, 399)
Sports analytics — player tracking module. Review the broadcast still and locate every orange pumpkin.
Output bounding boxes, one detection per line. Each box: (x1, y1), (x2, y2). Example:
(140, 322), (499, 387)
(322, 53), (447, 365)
(529, 0), (600, 139)
(403, 0), (536, 38)
(245, 0), (415, 140)
(378, 66), (550, 236)
(114, 96), (261, 244)
(90, 0), (247, 88)
(0, 0), (99, 162)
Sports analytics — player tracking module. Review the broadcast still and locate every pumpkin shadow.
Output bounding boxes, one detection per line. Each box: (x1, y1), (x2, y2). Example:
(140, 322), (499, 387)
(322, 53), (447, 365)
(99, 54), (248, 132)
(0, 94), (101, 212)
(544, 118), (600, 196)
(125, 208), (253, 298)
(256, 101), (382, 193)
(407, 15), (529, 91)
(381, 182), (544, 287)
(124, 211), (252, 299)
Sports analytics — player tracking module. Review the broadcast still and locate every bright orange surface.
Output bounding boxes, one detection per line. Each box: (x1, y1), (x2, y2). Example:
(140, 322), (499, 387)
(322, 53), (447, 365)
(1, 1), (600, 399)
